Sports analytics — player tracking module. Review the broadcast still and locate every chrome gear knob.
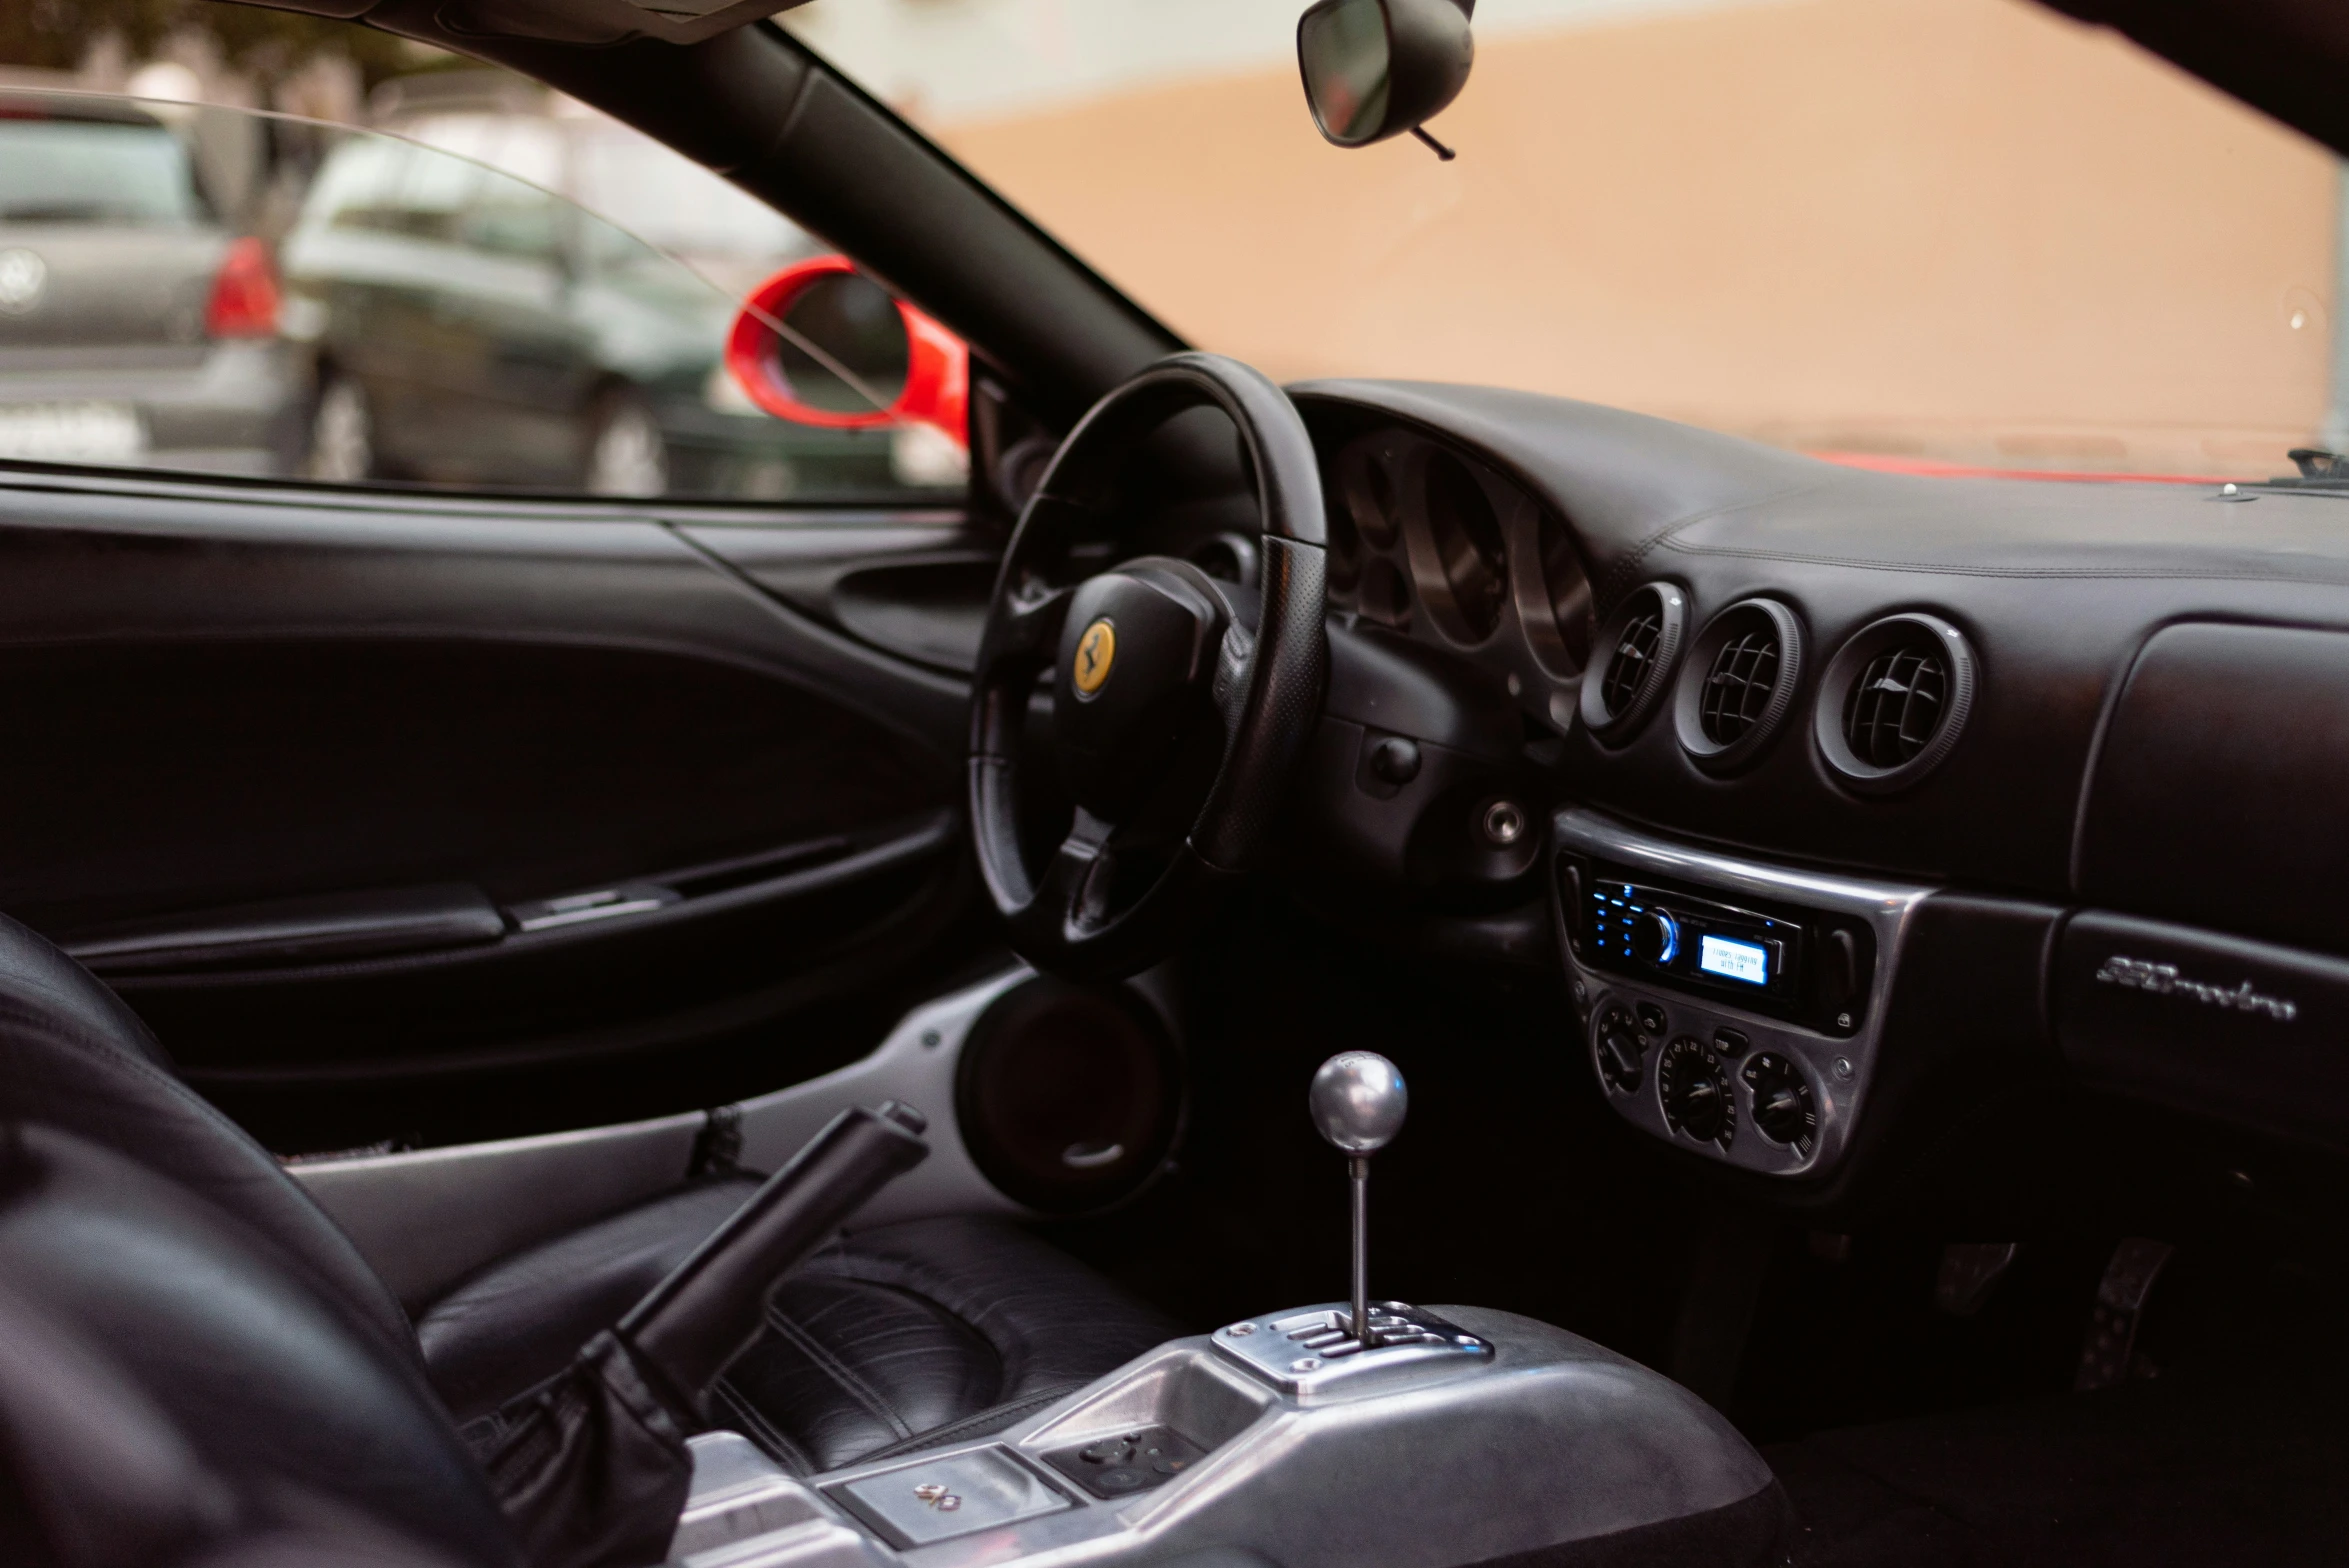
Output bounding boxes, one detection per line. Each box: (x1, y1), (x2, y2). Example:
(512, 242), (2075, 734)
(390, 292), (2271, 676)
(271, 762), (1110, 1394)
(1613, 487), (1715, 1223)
(1310, 1051), (1408, 1154)
(1311, 1051), (1406, 1346)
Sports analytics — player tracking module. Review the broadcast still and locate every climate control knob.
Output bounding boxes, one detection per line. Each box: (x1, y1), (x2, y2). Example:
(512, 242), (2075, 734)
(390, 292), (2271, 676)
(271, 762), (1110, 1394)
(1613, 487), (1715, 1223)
(1658, 1036), (1734, 1148)
(1629, 910), (1680, 965)
(1741, 1052), (1818, 1155)
(1593, 1003), (1646, 1093)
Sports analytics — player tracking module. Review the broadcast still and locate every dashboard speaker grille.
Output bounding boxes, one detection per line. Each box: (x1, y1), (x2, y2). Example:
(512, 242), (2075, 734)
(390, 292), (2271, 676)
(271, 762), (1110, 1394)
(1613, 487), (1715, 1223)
(1600, 608), (1663, 716)
(956, 977), (1184, 1215)
(1699, 627), (1781, 746)
(1844, 644), (1949, 766)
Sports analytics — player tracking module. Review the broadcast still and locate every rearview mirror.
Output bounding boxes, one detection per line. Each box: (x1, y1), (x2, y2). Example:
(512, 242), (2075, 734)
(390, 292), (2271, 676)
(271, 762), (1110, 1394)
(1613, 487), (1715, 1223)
(725, 257), (968, 442)
(1298, 0), (1474, 156)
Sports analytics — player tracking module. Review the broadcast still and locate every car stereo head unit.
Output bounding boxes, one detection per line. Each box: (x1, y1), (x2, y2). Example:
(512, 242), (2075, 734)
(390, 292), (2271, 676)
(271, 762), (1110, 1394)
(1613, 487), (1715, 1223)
(1558, 854), (1876, 1035)
(1586, 878), (1800, 1002)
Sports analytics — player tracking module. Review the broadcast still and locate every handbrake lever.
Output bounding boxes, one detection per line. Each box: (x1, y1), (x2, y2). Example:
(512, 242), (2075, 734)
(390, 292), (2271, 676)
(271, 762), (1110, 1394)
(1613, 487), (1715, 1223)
(620, 1100), (931, 1410)
(484, 1100), (930, 1568)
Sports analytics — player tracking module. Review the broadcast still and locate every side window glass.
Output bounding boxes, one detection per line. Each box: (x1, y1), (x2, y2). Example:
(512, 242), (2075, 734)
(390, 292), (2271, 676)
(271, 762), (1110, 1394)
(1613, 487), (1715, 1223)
(0, 87), (967, 503)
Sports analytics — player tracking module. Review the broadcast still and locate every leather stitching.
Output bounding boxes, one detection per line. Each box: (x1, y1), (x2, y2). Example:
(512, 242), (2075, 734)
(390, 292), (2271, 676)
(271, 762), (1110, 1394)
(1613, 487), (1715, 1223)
(710, 1378), (814, 1475)
(1595, 480), (1827, 612)
(794, 1250), (1031, 1391)
(765, 1303), (914, 1441)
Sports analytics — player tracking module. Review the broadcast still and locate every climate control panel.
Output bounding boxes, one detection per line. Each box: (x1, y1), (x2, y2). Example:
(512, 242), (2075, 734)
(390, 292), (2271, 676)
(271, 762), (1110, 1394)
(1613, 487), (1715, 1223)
(1554, 807), (1930, 1178)
(1583, 988), (1830, 1173)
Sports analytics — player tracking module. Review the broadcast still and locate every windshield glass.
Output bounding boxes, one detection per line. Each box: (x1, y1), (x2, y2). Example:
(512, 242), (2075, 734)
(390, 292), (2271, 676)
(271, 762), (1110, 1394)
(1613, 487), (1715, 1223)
(786, 0), (2345, 481)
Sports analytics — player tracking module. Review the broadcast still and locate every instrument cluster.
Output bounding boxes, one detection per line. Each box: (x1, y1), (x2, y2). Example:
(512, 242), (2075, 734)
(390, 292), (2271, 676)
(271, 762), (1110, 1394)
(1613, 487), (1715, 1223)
(1323, 426), (1594, 732)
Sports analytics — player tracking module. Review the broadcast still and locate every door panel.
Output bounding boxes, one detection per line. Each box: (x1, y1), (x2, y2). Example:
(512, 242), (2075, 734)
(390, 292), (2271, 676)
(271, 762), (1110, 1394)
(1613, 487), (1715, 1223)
(0, 466), (995, 1151)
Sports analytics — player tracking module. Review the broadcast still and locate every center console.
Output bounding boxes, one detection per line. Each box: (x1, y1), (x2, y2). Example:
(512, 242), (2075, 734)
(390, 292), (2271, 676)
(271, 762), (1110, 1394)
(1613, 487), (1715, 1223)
(665, 1050), (1785, 1568)
(1551, 806), (1934, 1177)
(670, 1307), (1777, 1568)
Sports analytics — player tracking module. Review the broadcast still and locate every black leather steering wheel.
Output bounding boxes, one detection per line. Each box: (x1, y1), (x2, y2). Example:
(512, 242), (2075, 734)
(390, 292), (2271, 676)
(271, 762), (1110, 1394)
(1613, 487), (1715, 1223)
(968, 353), (1329, 977)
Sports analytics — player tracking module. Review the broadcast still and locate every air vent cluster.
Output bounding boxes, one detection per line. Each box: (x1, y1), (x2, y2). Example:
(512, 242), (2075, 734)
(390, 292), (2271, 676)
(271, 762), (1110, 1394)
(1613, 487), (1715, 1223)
(1814, 613), (1976, 793)
(1674, 598), (1803, 772)
(1579, 583), (1687, 742)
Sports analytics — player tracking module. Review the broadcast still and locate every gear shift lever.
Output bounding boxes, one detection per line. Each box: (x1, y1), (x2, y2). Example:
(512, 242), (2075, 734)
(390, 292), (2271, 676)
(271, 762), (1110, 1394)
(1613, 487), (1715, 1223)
(1310, 1051), (1408, 1346)
(1211, 1052), (1483, 1395)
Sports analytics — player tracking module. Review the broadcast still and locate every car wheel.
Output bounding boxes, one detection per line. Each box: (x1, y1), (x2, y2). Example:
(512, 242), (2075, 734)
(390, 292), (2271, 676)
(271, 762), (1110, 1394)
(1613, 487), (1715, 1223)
(307, 375), (375, 484)
(584, 391), (669, 498)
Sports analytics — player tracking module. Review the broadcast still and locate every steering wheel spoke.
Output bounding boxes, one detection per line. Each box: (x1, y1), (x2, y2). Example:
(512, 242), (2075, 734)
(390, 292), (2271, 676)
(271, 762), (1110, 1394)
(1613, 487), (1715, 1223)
(1039, 808), (1120, 937)
(997, 579), (1076, 662)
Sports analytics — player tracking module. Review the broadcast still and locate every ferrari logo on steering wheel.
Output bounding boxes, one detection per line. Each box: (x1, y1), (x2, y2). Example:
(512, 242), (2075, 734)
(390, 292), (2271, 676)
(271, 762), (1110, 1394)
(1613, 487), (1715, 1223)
(1073, 618), (1117, 697)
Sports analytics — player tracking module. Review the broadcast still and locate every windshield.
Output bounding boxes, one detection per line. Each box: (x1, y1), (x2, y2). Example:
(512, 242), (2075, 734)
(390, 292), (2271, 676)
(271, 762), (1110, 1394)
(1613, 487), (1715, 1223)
(786, 0), (2345, 481)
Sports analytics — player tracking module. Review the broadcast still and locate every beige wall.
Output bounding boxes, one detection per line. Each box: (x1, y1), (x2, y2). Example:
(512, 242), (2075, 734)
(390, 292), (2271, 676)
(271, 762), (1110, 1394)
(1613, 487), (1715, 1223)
(931, 0), (2338, 475)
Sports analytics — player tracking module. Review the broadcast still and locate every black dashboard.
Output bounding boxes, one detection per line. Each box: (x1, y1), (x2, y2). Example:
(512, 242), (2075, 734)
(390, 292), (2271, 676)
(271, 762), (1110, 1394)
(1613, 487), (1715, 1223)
(1286, 378), (2349, 1195)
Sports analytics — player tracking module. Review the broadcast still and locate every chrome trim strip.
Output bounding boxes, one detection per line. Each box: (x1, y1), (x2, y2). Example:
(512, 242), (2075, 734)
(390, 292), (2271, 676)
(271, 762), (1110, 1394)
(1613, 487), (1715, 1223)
(1552, 807), (1935, 1178)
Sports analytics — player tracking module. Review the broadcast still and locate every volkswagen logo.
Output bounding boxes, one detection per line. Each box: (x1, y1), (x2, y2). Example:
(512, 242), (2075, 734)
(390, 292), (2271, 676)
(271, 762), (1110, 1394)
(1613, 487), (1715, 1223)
(0, 249), (47, 316)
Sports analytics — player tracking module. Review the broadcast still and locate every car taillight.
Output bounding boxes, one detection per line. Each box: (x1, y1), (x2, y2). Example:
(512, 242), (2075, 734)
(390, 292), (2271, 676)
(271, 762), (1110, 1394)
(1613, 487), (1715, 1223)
(205, 236), (280, 339)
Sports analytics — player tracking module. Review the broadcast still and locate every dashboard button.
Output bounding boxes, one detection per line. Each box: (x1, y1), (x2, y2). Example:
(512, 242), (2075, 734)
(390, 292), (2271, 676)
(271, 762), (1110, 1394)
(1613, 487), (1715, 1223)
(1635, 1001), (1668, 1036)
(1368, 735), (1421, 785)
(1712, 1027), (1750, 1058)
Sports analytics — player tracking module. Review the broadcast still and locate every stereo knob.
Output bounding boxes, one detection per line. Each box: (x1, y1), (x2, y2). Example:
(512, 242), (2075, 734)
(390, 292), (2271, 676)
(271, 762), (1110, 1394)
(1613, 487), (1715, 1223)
(1629, 910), (1680, 966)
(1658, 1036), (1734, 1148)
(1741, 1053), (1818, 1155)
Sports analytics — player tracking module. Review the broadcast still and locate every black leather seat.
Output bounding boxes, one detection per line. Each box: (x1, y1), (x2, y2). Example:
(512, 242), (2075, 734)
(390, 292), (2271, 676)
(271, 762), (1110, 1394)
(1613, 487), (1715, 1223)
(0, 912), (1175, 1477)
(0, 1122), (513, 1568)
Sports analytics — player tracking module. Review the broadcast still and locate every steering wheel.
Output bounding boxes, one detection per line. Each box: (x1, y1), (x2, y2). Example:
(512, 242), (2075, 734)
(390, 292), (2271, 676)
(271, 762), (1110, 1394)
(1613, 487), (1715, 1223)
(968, 353), (1329, 977)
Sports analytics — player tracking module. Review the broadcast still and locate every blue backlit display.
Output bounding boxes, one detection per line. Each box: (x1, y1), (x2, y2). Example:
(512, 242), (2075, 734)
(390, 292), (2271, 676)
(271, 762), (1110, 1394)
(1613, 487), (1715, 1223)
(1697, 934), (1770, 986)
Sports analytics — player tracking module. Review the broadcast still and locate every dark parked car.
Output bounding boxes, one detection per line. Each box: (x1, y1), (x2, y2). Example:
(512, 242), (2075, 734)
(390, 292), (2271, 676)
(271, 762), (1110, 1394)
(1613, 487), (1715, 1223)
(0, 92), (301, 475)
(281, 107), (941, 498)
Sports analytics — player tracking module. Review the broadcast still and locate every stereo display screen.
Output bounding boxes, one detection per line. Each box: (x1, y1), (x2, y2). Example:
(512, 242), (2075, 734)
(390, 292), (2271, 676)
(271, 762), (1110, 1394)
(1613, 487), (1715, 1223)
(1698, 934), (1770, 986)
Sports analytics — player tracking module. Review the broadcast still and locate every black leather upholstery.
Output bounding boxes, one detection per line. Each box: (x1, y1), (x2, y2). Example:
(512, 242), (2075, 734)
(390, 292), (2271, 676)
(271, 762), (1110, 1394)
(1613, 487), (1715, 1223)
(421, 1177), (764, 1426)
(714, 1215), (1179, 1472)
(421, 1182), (1179, 1471)
(0, 915), (415, 1360)
(0, 1124), (516, 1567)
(0, 905), (1178, 1499)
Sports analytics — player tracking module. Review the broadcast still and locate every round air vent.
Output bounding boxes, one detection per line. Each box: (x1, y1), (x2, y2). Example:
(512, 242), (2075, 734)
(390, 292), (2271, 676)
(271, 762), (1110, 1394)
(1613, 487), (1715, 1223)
(1672, 598), (1804, 772)
(1577, 582), (1687, 742)
(1814, 612), (1977, 794)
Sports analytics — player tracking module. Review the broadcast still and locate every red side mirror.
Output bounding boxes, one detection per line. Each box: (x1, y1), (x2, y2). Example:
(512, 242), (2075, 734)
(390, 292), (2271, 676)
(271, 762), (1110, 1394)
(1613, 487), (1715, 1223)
(725, 256), (968, 445)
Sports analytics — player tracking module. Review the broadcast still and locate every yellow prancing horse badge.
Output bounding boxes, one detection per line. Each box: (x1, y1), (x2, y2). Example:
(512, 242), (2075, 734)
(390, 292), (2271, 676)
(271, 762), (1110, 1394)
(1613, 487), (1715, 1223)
(1073, 618), (1116, 696)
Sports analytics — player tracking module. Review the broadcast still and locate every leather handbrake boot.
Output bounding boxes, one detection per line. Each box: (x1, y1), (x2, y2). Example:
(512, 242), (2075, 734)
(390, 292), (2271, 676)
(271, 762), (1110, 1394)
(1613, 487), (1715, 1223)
(481, 1103), (930, 1568)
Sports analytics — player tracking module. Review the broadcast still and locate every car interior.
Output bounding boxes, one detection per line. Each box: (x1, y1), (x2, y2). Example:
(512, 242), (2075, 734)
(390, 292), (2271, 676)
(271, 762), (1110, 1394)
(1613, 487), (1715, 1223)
(4, 0), (2349, 1566)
